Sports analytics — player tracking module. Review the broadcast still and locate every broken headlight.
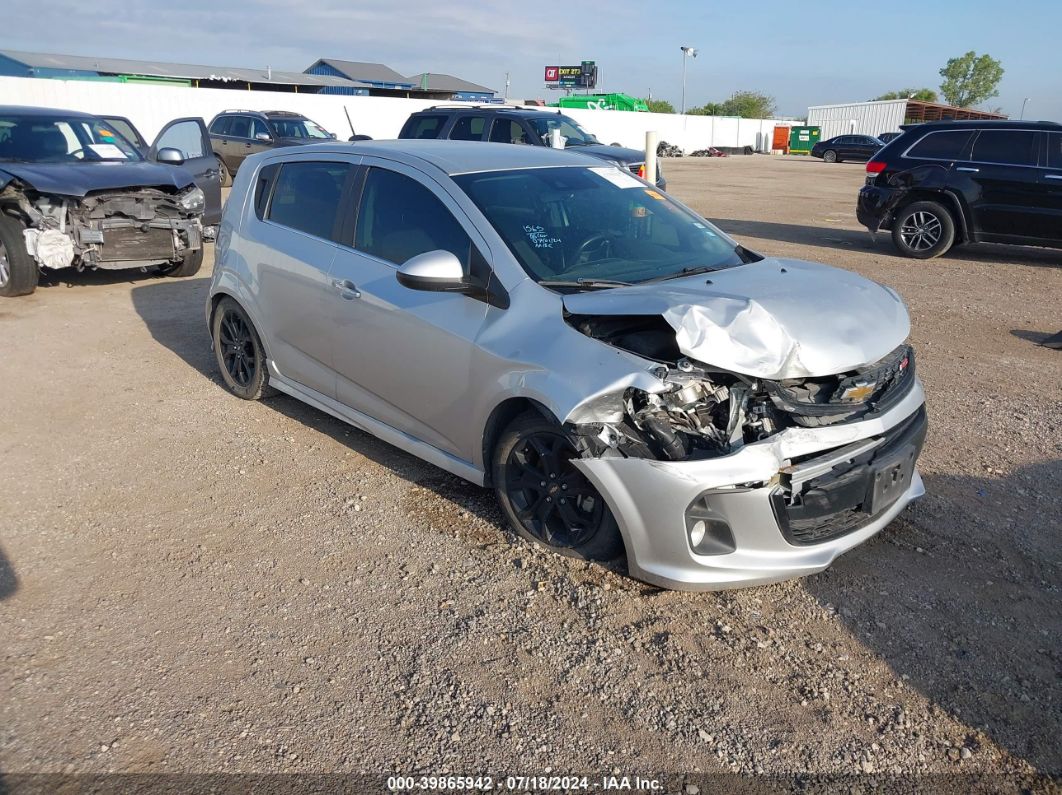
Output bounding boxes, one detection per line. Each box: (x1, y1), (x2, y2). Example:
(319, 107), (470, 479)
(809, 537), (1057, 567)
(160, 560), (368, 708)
(178, 186), (206, 213)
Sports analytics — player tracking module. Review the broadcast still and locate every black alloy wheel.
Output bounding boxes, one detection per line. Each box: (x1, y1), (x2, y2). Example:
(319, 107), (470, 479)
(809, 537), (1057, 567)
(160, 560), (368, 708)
(211, 298), (271, 400)
(493, 412), (622, 560)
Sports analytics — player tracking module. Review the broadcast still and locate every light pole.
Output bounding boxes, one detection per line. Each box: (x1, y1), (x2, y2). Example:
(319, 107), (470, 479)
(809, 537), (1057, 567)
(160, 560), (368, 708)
(680, 46), (697, 114)
(1020, 97), (1030, 119)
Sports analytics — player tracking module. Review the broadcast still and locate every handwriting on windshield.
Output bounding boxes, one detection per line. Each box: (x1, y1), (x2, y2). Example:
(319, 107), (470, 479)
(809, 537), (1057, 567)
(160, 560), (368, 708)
(524, 225), (562, 249)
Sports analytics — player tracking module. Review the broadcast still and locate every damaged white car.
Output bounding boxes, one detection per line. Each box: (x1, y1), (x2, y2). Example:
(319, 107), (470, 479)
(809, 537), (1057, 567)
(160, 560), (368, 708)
(209, 141), (927, 590)
(0, 106), (221, 297)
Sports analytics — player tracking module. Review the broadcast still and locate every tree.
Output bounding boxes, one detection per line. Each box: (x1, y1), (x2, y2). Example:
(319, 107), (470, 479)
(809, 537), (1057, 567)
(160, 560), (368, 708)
(871, 88), (938, 102)
(719, 91), (777, 119)
(687, 102), (726, 116)
(642, 98), (675, 114)
(939, 51), (1004, 108)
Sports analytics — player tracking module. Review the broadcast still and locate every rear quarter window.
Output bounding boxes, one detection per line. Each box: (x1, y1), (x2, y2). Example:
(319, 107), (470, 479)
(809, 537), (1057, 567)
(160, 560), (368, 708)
(905, 130), (975, 160)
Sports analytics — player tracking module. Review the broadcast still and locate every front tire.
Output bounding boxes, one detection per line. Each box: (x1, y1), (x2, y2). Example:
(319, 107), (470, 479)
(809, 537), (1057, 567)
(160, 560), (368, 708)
(160, 246), (204, 278)
(211, 297), (272, 400)
(492, 411), (623, 561)
(822, 149), (838, 163)
(891, 200), (955, 259)
(0, 214), (39, 297)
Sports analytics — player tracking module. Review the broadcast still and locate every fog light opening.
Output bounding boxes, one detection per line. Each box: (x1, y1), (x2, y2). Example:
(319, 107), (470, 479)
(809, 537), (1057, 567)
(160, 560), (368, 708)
(685, 496), (737, 556)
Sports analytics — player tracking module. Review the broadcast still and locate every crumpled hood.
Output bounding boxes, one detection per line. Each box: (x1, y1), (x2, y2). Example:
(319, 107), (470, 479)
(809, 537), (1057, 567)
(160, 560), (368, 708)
(561, 258), (910, 379)
(0, 161), (194, 198)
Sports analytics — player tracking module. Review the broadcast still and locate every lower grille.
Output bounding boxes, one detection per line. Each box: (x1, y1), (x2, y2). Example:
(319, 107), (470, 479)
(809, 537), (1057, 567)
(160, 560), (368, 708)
(772, 406), (928, 545)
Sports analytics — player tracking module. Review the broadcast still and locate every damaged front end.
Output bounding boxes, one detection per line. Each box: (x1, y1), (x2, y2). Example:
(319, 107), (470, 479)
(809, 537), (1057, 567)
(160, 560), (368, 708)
(2, 181), (204, 272)
(565, 312), (917, 465)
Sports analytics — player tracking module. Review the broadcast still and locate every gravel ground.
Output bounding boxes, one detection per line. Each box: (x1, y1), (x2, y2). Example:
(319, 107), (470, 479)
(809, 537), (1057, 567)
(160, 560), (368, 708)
(0, 156), (1058, 791)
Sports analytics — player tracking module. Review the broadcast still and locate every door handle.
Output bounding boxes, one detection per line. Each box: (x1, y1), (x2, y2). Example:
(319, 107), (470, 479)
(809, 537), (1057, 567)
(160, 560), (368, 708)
(332, 278), (361, 299)
(1045, 173), (1062, 180)
(955, 166), (980, 173)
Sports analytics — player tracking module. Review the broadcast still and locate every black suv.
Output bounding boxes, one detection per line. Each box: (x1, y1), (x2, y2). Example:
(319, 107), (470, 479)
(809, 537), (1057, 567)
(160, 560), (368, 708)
(398, 106), (666, 190)
(811, 135), (884, 163)
(857, 120), (1062, 259)
(208, 110), (335, 185)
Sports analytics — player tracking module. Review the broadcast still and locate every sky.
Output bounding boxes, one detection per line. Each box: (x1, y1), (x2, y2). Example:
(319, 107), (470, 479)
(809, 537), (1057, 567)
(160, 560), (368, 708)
(4, 0), (1059, 120)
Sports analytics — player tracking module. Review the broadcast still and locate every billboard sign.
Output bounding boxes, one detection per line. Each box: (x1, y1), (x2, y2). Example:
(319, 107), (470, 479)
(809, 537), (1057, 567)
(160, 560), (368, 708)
(544, 61), (597, 89)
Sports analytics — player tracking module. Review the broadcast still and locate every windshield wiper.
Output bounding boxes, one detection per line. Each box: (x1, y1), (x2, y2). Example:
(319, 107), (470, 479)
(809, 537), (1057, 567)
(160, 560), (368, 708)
(639, 265), (723, 284)
(538, 278), (632, 290)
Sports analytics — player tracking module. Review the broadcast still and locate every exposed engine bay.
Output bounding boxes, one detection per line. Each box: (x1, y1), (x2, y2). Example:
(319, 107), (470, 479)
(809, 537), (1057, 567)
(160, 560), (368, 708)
(566, 313), (916, 463)
(1, 182), (203, 271)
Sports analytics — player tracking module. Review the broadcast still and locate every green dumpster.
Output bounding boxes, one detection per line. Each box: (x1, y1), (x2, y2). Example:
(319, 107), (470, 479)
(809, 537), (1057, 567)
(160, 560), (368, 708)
(788, 126), (821, 155)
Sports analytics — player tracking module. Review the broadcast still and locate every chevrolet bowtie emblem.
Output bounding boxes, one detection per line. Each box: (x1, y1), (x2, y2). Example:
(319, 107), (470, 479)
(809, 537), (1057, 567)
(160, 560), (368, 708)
(840, 382), (876, 402)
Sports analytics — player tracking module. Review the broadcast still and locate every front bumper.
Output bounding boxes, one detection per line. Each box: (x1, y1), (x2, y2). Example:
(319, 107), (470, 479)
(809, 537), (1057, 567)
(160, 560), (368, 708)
(573, 378), (927, 590)
(857, 185), (899, 233)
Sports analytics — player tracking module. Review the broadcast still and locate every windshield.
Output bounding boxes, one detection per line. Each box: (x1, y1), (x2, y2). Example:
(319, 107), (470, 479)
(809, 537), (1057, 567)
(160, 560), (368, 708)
(454, 166), (749, 287)
(268, 117), (332, 139)
(525, 114), (599, 147)
(0, 114), (143, 163)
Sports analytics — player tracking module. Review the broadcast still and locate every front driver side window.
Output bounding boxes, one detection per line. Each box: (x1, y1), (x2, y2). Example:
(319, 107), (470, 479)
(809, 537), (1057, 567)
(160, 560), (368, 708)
(354, 167), (472, 267)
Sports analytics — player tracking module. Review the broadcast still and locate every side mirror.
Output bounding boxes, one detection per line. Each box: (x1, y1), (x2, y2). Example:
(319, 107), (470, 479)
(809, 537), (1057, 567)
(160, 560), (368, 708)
(156, 147), (185, 165)
(255, 132), (273, 143)
(396, 250), (466, 292)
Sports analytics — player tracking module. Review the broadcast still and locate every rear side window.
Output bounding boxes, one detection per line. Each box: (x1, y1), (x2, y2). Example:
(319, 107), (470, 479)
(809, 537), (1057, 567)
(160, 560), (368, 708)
(228, 116), (252, 139)
(449, 116), (487, 141)
(1049, 133), (1062, 169)
(906, 130), (974, 160)
(209, 117), (231, 135)
(354, 167), (471, 266)
(267, 161), (351, 240)
(403, 114), (446, 139)
(489, 119), (528, 144)
(970, 130), (1040, 167)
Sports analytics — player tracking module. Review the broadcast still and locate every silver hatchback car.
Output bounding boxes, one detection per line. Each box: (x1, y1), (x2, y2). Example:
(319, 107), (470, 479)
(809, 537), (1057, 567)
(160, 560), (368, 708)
(208, 140), (927, 590)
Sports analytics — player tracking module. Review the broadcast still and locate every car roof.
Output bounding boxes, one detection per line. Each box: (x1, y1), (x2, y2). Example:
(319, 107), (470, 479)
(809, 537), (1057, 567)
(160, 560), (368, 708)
(904, 119), (1061, 131)
(266, 139), (607, 175)
(0, 105), (96, 118)
(412, 106), (567, 119)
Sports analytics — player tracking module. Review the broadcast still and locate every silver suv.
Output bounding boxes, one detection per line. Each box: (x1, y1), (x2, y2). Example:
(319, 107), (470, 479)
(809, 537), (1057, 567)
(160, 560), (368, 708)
(208, 140), (927, 590)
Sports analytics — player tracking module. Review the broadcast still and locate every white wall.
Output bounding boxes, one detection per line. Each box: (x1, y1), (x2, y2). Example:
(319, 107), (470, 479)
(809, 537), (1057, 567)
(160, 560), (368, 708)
(0, 75), (782, 153)
(806, 100), (907, 140)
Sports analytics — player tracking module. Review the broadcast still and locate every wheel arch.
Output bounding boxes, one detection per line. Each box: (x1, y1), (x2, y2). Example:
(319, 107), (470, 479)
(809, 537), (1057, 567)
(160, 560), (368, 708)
(891, 189), (970, 243)
(480, 397), (558, 487)
(208, 289), (273, 362)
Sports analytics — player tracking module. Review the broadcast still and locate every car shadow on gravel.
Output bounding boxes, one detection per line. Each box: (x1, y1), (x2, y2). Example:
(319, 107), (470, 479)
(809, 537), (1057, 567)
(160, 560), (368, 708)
(0, 544), (17, 600)
(129, 275), (224, 388)
(803, 461), (1061, 777)
(711, 218), (1062, 268)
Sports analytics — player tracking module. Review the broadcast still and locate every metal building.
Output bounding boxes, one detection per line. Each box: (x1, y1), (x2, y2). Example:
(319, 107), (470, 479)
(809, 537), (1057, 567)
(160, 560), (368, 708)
(808, 98), (1007, 140)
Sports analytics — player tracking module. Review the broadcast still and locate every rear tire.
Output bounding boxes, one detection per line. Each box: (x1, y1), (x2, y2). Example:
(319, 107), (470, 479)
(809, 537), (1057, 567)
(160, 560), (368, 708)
(160, 246), (204, 278)
(823, 149), (838, 163)
(0, 214), (39, 297)
(211, 297), (272, 400)
(492, 411), (623, 561)
(891, 200), (955, 259)
(217, 157), (232, 188)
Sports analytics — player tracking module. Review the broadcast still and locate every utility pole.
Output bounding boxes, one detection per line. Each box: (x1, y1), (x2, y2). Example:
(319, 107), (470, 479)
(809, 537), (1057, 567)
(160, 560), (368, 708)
(1020, 97), (1030, 119)
(504, 72), (510, 100)
(680, 46), (697, 114)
